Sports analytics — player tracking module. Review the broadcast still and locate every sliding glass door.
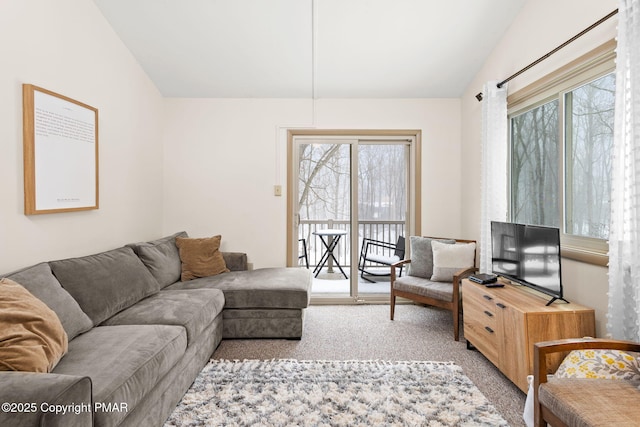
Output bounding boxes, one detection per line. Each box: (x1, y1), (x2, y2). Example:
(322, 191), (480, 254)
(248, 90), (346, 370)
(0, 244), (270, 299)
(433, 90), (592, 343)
(289, 131), (419, 303)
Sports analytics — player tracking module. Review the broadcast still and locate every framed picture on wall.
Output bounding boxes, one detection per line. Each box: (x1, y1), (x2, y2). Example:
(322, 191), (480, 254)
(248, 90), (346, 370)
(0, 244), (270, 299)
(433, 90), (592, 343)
(22, 84), (99, 215)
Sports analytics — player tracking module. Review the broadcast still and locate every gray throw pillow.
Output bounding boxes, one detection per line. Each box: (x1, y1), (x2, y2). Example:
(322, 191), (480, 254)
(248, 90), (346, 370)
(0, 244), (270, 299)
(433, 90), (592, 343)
(6, 263), (93, 340)
(408, 237), (455, 279)
(49, 247), (161, 325)
(127, 231), (187, 288)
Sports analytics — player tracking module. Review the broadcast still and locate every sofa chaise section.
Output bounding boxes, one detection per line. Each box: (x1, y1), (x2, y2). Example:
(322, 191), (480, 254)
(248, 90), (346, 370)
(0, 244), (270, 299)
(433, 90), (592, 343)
(166, 267), (312, 339)
(130, 232), (312, 339)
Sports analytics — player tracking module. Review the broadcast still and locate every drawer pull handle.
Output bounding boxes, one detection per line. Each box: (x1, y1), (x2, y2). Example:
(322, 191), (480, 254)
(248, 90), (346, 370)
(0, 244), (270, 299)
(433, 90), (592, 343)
(485, 326), (494, 334)
(483, 310), (493, 317)
(496, 303), (507, 309)
(483, 295), (493, 301)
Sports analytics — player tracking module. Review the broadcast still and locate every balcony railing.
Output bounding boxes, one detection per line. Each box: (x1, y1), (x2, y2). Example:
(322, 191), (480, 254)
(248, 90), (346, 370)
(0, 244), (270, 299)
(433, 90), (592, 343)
(298, 220), (405, 269)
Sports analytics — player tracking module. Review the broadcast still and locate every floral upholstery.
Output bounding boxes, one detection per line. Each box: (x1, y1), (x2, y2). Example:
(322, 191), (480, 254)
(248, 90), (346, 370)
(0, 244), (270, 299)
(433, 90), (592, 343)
(555, 349), (640, 381)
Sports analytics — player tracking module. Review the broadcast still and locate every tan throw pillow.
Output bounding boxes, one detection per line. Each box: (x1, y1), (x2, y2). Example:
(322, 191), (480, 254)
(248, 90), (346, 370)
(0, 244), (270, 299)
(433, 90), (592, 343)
(0, 278), (68, 372)
(176, 235), (230, 281)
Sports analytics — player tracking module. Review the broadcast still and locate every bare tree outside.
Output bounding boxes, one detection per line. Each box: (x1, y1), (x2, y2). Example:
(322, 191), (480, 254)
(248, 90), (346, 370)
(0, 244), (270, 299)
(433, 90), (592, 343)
(510, 72), (615, 240)
(565, 73), (615, 239)
(298, 143), (406, 224)
(298, 144), (350, 222)
(357, 145), (407, 222)
(511, 99), (560, 227)
(297, 142), (407, 266)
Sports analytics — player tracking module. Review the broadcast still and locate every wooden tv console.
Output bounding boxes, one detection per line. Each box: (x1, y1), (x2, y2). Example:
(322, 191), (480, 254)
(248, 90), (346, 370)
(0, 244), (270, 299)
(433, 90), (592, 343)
(461, 278), (595, 392)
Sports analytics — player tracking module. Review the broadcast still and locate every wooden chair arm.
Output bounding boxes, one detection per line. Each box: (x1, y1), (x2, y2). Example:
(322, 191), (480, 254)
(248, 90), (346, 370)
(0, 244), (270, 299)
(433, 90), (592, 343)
(392, 259), (412, 268)
(453, 267), (477, 283)
(533, 338), (640, 427)
(452, 267), (477, 302)
(390, 259), (411, 282)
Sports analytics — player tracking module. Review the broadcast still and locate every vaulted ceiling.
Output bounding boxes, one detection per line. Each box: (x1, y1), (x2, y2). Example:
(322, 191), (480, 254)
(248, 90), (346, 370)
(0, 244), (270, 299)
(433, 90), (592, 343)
(93, 0), (527, 98)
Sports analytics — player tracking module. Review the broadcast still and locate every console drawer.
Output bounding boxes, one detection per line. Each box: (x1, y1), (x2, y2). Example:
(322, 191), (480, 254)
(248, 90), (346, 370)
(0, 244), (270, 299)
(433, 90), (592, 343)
(463, 282), (499, 365)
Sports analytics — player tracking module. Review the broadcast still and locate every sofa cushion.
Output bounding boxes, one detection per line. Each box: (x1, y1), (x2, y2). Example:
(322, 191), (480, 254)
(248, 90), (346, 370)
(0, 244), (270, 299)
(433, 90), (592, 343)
(539, 378), (640, 426)
(127, 231), (187, 288)
(0, 278), (68, 373)
(408, 237), (455, 279)
(102, 289), (224, 344)
(222, 252), (248, 272)
(52, 325), (186, 427)
(49, 247), (161, 325)
(5, 263), (92, 340)
(176, 235), (230, 281)
(165, 267), (311, 309)
(430, 241), (476, 282)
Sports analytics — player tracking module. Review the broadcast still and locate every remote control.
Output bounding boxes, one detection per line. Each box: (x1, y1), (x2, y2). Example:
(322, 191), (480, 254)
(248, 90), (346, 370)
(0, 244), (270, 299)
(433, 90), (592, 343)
(485, 283), (505, 288)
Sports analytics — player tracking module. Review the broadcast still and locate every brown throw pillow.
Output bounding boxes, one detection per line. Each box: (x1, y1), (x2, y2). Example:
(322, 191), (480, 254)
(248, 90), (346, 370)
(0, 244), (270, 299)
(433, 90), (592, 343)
(0, 278), (68, 372)
(175, 235), (230, 281)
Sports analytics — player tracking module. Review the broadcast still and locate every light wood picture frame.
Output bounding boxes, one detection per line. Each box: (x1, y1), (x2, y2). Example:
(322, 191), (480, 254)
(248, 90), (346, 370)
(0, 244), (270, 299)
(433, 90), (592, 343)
(23, 84), (99, 215)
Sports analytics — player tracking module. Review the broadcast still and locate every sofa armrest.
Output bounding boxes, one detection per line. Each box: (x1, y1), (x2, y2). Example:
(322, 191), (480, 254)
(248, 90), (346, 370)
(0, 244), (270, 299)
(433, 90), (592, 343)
(222, 252), (248, 271)
(533, 338), (640, 427)
(0, 372), (92, 427)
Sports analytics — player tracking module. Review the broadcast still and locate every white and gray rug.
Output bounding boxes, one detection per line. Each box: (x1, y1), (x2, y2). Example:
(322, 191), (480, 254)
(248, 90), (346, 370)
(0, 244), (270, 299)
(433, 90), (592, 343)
(165, 359), (509, 426)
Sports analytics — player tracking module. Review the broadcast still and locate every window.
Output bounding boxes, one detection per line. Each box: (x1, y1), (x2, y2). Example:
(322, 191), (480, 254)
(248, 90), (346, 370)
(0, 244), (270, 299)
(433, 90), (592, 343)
(511, 99), (560, 227)
(564, 73), (615, 240)
(508, 41), (616, 265)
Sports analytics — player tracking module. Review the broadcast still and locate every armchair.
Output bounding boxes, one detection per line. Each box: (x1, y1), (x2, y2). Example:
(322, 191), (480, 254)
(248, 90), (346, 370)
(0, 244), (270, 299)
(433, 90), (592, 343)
(358, 236), (405, 283)
(390, 237), (476, 341)
(534, 338), (640, 427)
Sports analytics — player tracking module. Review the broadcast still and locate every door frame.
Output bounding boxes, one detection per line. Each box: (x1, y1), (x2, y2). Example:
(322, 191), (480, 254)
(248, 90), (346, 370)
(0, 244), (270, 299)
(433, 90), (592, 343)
(286, 129), (422, 302)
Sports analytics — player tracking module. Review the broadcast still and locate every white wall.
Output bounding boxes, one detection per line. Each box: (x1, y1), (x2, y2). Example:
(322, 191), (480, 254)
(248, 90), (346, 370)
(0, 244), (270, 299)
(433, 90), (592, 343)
(0, 0), (165, 273)
(460, 0), (618, 336)
(162, 98), (462, 269)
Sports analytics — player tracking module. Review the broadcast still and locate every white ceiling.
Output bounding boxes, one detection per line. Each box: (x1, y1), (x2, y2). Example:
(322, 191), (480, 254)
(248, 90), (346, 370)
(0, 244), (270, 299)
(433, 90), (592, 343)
(93, 0), (527, 98)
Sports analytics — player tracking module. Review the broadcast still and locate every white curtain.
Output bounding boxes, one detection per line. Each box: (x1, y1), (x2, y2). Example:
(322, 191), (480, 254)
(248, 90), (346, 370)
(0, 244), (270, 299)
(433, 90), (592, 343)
(479, 81), (509, 274)
(607, 0), (640, 341)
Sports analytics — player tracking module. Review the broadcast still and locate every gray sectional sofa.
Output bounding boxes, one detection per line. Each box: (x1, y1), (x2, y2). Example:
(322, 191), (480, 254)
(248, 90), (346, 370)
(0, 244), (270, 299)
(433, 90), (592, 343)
(0, 232), (311, 427)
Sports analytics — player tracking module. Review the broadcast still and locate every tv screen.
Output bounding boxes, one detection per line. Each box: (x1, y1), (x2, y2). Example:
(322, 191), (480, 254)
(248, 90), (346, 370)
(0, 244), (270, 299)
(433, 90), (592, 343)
(491, 221), (565, 305)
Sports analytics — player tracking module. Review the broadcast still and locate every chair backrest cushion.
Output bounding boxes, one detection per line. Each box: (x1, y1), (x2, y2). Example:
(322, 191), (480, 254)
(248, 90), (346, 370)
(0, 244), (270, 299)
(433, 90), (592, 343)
(408, 237), (455, 279)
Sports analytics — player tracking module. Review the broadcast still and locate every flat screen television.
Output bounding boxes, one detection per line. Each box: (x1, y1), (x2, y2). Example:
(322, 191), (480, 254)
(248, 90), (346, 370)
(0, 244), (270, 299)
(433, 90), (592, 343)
(491, 221), (567, 305)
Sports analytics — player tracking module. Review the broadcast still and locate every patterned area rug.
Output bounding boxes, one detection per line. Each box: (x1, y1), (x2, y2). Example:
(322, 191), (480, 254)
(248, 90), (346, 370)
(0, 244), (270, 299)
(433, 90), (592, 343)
(165, 359), (509, 426)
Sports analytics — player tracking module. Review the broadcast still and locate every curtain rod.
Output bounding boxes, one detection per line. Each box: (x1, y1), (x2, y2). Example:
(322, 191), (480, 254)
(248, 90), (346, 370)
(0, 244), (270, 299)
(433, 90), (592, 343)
(475, 9), (618, 102)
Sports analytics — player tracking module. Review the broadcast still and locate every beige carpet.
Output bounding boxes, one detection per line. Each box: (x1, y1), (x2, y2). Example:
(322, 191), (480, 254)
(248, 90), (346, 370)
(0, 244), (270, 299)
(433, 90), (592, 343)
(213, 304), (526, 427)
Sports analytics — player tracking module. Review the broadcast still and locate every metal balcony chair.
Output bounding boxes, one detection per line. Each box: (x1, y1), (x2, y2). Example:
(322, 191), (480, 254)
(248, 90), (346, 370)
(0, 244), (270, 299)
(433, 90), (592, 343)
(358, 236), (405, 283)
(298, 238), (309, 269)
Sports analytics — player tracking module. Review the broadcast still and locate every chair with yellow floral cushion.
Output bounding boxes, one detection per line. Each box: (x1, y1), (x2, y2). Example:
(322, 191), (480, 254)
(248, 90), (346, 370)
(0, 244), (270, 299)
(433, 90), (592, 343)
(533, 337), (640, 427)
